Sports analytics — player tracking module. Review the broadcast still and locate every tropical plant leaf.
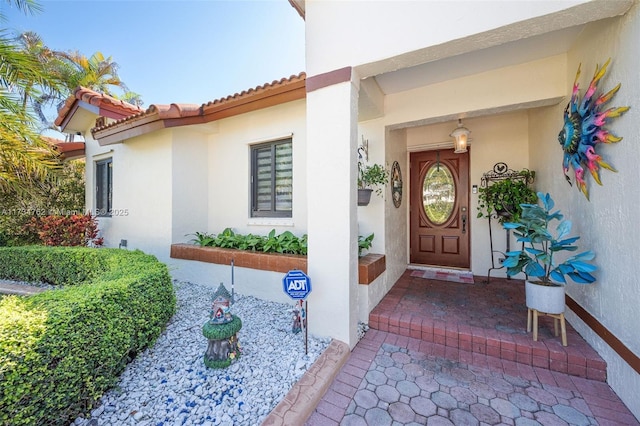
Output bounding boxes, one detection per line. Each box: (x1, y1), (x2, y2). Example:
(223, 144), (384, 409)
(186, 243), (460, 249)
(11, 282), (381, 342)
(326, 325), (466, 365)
(556, 219), (572, 239)
(550, 270), (567, 283)
(570, 261), (598, 273)
(567, 271), (596, 284)
(524, 261), (545, 277)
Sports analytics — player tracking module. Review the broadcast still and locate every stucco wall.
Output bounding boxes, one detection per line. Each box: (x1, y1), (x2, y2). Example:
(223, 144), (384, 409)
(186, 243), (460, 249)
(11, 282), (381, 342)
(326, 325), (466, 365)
(205, 99), (307, 237)
(85, 131), (173, 261)
(384, 55), (566, 128)
(305, 0), (591, 76)
(171, 128), (209, 246)
(168, 100), (308, 297)
(384, 128), (408, 288)
(170, 258), (294, 305)
(528, 7), (640, 418)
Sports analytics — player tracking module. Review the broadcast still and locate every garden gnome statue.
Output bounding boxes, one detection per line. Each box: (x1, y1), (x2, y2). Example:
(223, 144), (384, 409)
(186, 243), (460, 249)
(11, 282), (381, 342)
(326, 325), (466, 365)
(202, 283), (242, 368)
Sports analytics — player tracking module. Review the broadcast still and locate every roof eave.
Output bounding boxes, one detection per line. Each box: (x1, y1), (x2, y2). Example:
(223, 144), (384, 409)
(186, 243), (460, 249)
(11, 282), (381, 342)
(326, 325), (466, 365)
(288, 0), (305, 19)
(93, 76), (306, 145)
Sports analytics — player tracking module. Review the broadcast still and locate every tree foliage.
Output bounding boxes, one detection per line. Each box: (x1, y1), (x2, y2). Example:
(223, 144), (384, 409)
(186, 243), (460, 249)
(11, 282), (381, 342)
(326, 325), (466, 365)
(0, 0), (140, 245)
(0, 29), (59, 192)
(0, 160), (86, 246)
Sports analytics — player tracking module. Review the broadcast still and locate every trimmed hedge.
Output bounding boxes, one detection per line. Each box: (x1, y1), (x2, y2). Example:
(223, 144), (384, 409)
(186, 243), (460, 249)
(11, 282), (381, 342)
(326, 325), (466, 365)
(0, 245), (108, 286)
(0, 247), (176, 426)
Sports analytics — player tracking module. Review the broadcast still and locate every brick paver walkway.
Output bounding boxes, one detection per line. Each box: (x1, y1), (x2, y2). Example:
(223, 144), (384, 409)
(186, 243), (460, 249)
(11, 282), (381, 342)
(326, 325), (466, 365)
(306, 330), (639, 425)
(304, 271), (638, 424)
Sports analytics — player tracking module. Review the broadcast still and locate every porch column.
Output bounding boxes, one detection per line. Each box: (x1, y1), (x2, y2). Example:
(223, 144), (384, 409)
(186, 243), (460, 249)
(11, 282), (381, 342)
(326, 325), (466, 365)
(306, 68), (360, 348)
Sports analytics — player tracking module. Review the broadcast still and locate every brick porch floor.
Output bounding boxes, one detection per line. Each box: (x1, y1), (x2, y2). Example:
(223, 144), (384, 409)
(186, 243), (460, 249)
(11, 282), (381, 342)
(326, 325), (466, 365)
(368, 270), (607, 382)
(304, 270), (639, 425)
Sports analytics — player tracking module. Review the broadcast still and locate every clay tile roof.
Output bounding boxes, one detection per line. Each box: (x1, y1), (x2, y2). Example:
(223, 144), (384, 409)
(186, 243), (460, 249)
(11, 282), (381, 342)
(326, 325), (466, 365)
(149, 103), (202, 119)
(201, 73), (306, 112)
(54, 86), (143, 127)
(43, 136), (85, 160)
(92, 72), (306, 145)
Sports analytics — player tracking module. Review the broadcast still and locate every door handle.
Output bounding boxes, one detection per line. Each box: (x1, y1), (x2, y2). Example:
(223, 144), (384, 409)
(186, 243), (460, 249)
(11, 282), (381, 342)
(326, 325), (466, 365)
(461, 206), (467, 234)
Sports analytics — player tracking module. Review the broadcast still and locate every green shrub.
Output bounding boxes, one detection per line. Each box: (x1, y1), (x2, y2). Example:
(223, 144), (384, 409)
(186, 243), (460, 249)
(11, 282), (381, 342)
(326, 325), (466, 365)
(0, 247), (176, 426)
(0, 246), (108, 286)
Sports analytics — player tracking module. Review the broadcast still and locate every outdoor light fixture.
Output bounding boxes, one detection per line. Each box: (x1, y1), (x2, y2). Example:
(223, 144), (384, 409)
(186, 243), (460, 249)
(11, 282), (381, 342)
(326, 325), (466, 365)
(450, 119), (470, 153)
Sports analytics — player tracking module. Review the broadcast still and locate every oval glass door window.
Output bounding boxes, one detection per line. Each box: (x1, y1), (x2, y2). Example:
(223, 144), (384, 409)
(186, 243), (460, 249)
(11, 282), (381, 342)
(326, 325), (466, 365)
(423, 163), (455, 225)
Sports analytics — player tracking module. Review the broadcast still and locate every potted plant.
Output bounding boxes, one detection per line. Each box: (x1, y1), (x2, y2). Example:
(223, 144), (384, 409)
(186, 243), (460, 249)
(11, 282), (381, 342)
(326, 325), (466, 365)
(477, 170), (537, 223)
(502, 192), (597, 314)
(357, 163), (389, 206)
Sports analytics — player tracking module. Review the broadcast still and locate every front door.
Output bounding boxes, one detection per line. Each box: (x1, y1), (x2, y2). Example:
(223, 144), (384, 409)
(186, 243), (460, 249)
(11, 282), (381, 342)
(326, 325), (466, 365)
(410, 149), (470, 268)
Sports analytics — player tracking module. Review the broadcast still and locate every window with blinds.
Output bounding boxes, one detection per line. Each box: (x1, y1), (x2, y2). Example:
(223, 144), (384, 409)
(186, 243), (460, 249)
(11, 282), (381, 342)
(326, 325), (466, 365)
(95, 158), (112, 217)
(251, 139), (292, 217)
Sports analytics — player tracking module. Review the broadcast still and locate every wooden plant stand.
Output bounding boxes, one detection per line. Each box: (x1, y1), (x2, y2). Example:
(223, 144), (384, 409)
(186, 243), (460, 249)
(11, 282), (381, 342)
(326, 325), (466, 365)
(527, 308), (567, 346)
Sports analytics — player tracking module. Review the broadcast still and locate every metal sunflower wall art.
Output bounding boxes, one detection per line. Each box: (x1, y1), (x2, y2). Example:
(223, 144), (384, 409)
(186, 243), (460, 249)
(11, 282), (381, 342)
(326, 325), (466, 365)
(558, 58), (630, 200)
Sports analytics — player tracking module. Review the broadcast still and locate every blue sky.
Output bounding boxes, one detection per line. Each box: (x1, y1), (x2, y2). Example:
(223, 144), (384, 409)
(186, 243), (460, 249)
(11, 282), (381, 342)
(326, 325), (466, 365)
(2, 0), (305, 107)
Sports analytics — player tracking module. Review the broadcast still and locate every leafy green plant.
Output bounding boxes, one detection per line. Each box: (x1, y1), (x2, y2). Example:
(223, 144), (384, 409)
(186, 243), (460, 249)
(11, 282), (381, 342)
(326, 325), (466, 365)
(477, 170), (536, 223)
(502, 192), (597, 285)
(358, 163), (389, 196)
(189, 228), (309, 255)
(358, 233), (374, 256)
(190, 229), (372, 257)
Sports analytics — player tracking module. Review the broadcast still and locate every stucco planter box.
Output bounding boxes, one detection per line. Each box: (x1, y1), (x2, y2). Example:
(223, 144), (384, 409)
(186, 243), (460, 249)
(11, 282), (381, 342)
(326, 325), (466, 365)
(170, 244), (385, 285)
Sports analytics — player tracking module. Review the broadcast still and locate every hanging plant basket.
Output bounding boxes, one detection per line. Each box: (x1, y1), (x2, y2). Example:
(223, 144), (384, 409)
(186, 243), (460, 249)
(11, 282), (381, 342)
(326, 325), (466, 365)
(358, 188), (373, 206)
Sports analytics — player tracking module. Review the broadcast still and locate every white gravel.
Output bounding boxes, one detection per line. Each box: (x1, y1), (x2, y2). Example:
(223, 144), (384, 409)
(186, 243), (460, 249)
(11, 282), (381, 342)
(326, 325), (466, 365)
(73, 280), (331, 426)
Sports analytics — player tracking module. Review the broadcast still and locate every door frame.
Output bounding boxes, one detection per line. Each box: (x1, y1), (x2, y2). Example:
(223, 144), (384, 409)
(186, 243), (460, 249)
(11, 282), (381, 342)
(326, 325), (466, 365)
(408, 148), (471, 269)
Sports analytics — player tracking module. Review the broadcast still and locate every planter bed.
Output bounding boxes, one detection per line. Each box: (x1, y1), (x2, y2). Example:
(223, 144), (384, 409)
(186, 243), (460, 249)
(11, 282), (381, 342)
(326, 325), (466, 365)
(170, 243), (385, 285)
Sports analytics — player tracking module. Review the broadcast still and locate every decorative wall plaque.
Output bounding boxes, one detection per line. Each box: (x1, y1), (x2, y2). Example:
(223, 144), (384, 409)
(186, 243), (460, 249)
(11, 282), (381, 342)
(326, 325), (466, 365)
(391, 161), (402, 208)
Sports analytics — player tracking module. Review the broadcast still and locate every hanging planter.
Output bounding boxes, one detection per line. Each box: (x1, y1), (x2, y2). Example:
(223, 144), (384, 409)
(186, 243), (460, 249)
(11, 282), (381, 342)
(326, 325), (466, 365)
(358, 188), (373, 206)
(357, 163), (388, 206)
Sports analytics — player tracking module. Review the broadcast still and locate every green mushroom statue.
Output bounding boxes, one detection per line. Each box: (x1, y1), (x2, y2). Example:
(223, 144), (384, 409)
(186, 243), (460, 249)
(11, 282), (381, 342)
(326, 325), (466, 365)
(202, 283), (242, 369)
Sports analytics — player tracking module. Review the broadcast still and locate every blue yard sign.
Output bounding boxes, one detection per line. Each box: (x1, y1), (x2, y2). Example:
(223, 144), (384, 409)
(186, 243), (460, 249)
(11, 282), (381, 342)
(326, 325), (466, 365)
(283, 270), (312, 300)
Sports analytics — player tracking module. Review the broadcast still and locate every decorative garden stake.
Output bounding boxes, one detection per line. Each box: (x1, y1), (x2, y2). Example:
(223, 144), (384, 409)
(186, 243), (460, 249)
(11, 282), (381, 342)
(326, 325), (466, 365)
(292, 302), (302, 334)
(202, 283), (242, 369)
(558, 58), (630, 200)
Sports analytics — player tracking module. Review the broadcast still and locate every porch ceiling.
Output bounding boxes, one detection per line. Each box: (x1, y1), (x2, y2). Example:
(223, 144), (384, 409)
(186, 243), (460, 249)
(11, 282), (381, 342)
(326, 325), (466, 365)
(357, 0), (633, 122)
(373, 26), (582, 96)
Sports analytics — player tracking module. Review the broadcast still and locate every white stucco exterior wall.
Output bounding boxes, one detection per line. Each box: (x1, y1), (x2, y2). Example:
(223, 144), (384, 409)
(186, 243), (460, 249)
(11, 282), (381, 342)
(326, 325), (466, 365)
(383, 55), (566, 128)
(527, 6), (640, 417)
(305, 0), (593, 76)
(171, 128), (209, 246)
(84, 131), (173, 261)
(306, 77), (360, 347)
(205, 100), (307, 237)
(168, 100), (308, 296)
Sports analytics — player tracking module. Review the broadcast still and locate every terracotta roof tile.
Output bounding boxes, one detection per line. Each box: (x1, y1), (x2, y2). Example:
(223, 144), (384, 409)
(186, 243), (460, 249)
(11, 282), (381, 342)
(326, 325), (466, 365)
(92, 72), (306, 145)
(43, 136), (85, 160)
(54, 87), (143, 127)
(150, 103), (202, 119)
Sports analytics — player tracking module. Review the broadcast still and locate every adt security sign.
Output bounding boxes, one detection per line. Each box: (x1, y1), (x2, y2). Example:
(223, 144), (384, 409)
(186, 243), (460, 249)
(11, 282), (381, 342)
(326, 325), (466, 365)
(283, 270), (312, 300)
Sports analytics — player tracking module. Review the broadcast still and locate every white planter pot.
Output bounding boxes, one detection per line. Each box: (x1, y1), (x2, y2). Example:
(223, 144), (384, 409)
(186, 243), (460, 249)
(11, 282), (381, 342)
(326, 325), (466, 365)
(525, 280), (565, 314)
